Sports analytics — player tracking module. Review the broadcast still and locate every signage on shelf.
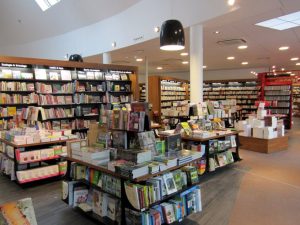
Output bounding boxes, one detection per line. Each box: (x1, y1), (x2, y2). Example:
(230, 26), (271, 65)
(0, 63), (30, 68)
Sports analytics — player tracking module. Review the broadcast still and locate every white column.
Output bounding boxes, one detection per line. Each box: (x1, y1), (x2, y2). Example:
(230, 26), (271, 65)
(145, 57), (149, 102)
(190, 24), (203, 103)
(102, 52), (112, 64)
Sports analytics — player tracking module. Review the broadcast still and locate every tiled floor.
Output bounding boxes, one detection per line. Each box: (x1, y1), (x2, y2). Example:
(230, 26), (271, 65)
(1, 119), (300, 225)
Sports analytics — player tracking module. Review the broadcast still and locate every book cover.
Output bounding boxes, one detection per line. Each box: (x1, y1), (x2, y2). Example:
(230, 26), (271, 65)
(162, 173), (177, 195)
(165, 134), (182, 152)
(73, 188), (89, 207)
(92, 190), (108, 217)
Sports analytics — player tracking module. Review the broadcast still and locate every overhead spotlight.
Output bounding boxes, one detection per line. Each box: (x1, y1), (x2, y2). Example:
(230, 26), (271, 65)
(154, 26), (160, 33)
(203, 65), (207, 69)
(227, 0), (235, 6)
(182, 61), (189, 64)
(136, 58), (143, 62)
(214, 31), (220, 34)
(281, 68), (285, 71)
(291, 57), (299, 61)
(227, 56), (235, 60)
(241, 62), (248, 65)
(238, 45), (248, 50)
(296, 63), (300, 66)
(272, 65), (276, 69)
(279, 46), (289, 51)
(180, 52), (189, 56)
(157, 66), (163, 70)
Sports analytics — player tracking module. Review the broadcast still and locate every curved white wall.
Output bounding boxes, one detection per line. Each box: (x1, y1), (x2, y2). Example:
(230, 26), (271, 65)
(1, 0), (234, 60)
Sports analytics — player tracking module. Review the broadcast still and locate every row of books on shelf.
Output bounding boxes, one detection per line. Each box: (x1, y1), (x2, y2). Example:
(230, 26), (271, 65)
(264, 90), (291, 96)
(74, 93), (106, 104)
(226, 95), (257, 99)
(204, 91), (258, 95)
(125, 185), (201, 225)
(264, 85), (290, 91)
(0, 93), (38, 104)
(161, 96), (186, 101)
(62, 180), (122, 224)
(76, 82), (106, 92)
(16, 163), (67, 183)
(204, 86), (259, 91)
(161, 86), (186, 91)
(0, 69), (34, 79)
(0, 107), (17, 117)
(38, 94), (73, 105)
(160, 91), (186, 96)
(0, 82), (35, 92)
(267, 108), (290, 114)
(36, 82), (73, 94)
(15, 145), (66, 164)
(38, 119), (96, 131)
(265, 96), (290, 101)
(124, 165), (200, 210)
(109, 94), (132, 103)
(107, 81), (131, 92)
(35, 69), (72, 81)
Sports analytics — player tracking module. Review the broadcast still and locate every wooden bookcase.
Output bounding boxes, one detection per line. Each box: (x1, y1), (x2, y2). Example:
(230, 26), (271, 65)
(148, 76), (190, 118)
(0, 56), (138, 134)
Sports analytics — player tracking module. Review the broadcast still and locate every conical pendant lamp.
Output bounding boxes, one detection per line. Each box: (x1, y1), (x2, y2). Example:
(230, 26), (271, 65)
(160, 20), (185, 51)
(69, 54), (83, 62)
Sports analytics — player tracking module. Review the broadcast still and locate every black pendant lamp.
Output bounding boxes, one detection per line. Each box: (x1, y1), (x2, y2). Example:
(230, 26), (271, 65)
(69, 54), (83, 62)
(160, 20), (185, 51)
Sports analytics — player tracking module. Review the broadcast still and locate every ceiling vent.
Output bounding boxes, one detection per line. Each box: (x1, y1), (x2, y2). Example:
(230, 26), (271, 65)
(112, 60), (130, 64)
(217, 39), (246, 46)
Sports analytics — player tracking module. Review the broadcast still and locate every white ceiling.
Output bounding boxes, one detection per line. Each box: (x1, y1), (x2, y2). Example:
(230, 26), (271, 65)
(0, 0), (140, 46)
(84, 0), (300, 74)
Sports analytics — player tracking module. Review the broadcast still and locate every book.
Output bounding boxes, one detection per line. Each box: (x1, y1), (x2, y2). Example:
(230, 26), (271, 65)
(92, 190), (108, 217)
(35, 69), (47, 80)
(182, 166), (199, 185)
(162, 173), (177, 195)
(161, 202), (176, 224)
(73, 187), (89, 207)
(172, 169), (183, 191)
(61, 70), (72, 80)
(112, 131), (127, 149)
(49, 72), (59, 80)
(208, 140), (218, 154)
(165, 134), (182, 152)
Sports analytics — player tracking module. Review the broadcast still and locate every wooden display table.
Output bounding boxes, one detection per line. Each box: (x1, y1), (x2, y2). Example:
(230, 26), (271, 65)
(239, 135), (288, 154)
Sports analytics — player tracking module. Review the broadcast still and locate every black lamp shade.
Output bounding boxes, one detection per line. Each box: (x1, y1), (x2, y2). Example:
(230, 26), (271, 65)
(69, 54), (83, 62)
(160, 20), (185, 51)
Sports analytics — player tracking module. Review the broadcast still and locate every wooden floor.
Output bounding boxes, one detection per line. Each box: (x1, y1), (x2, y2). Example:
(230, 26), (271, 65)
(1, 119), (300, 225)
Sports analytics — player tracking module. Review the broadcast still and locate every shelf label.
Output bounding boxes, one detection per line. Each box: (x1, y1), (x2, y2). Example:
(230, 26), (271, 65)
(0, 63), (30, 68)
(109, 70), (133, 74)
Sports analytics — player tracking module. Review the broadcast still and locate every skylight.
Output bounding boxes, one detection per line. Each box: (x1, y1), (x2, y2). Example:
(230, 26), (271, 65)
(35, 0), (61, 11)
(255, 11), (300, 30)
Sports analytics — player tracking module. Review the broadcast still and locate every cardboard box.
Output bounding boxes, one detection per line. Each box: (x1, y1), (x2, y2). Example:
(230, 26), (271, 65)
(257, 109), (267, 119)
(277, 125), (285, 137)
(253, 127), (264, 139)
(264, 127), (277, 139)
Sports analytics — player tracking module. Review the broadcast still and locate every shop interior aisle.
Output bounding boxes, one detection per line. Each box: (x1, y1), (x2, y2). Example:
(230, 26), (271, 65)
(1, 119), (300, 225)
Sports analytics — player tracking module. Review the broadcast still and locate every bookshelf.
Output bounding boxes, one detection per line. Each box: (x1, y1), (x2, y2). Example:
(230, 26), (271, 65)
(0, 56), (138, 135)
(203, 79), (260, 118)
(258, 72), (293, 129)
(0, 138), (75, 184)
(139, 83), (146, 102)
(148, 76), (190, 120)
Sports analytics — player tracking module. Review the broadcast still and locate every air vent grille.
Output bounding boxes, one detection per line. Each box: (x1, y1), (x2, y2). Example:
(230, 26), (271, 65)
(217, 39), (246, 46)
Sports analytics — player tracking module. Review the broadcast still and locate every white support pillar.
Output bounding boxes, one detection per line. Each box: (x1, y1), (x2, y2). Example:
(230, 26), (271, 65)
(103, 52), (112, 64)
(145, 57), (149, 102)
(190, 24), (203, 103)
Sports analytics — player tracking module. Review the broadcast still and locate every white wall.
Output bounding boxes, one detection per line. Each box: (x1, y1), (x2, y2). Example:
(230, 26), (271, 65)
(1, 0), (234, 60)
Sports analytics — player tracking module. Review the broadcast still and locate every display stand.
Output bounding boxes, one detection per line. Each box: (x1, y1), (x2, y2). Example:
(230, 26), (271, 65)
(239, 135), (288, 154)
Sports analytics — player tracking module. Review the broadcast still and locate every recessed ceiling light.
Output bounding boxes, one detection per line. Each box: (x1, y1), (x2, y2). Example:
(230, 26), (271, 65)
(203, 65), (207, 69)
(227, 0), (235, 6)
(180, 52), (189, 56)
(182, 61), (189, 64)
(214, 31), (220, 34)
(238, 45), (248, 49)
(241, 62), (248, 65)
(157, 66), (163, 70)
(296, 62), (300, 66)
(227, 56), (235, 60)
(136, 58), (143, 62)
(35, 0), (61, 11)
(154, 26), (160, 33)
(272, 65), (276, 69)
(255, 11), (300, 30)
(272, 69), (276, 72)
(291, 57), (299, 61)
(287, 72), (292, 74)
(279, 46), (289, 51)
(291, 73), (296, 76)
(281, 68), (285, 71)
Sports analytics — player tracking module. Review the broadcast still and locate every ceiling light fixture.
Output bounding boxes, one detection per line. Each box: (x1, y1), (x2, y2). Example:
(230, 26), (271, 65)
(241, 62), (248, 65)
(238, 45), (248, 49)
(154, 26), (160, 33)
(296, 63), (300, 66)
(272, 65), (276, 69)
(157, 66), (163, 70)
(281, 68), (285, 71)
(180, 52), (189, 56)
(227, 56), (235, 60)
(214, 31), (220, 34)
(227, 0), (235, 6)
(279, 46), (289, 51)
(203, 65), (207, 69)
(136, 58), (143, 62)
(35, 0), (61, 11)
(291, 57), (299, 61)
(255, 11), (300, 31)
(160, 20), (185, 51)
(182, 61), (189, 64)
(112, 42), (116, 48)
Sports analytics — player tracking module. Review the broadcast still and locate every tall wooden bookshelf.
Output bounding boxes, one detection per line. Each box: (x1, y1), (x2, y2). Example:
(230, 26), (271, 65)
(0, 56), (138, 134)
(148, 76), (190, 118)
